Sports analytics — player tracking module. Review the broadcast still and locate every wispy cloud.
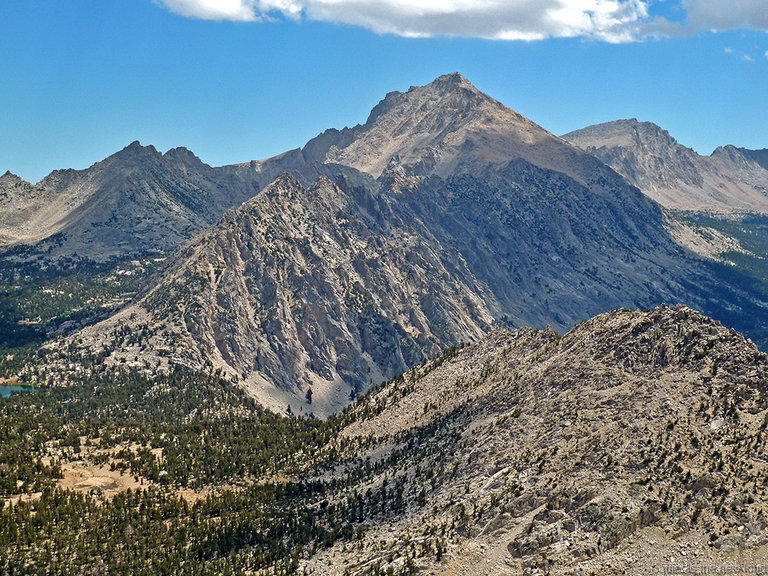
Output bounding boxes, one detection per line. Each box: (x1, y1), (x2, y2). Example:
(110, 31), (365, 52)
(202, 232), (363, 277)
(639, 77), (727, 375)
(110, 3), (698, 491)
(681, 0), (768, 32)
(154, 0), (768, 42)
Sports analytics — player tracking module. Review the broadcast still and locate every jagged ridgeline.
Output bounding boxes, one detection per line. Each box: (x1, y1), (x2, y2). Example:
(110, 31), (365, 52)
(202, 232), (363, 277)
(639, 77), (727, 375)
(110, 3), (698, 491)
(2, 306), (768, 575)
(0, 142), (302, 262)
(33, 74), (768, 415)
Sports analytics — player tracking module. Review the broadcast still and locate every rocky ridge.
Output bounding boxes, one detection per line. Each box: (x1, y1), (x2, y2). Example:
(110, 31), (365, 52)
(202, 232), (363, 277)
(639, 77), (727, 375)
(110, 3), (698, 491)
(299, 72), (602, 184)
(0, 143), (289, 261)
(61, 161), (766, 415)
(6, 84), (768, 264)
(71, 174), (495, 415)
(301, 305), (768, 575)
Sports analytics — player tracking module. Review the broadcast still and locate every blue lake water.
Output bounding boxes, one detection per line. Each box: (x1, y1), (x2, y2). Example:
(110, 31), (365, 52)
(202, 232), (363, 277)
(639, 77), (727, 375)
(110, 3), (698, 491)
(0, 385), (38, 398)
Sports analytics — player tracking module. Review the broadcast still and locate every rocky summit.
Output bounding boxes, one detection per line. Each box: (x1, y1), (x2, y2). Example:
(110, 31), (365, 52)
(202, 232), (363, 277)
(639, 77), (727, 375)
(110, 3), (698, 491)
(300, 72), (600, 183)
(0, 142), (287, 262)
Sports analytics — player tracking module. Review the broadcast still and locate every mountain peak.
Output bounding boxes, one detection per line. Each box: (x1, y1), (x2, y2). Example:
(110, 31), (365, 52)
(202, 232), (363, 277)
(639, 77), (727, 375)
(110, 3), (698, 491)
(0, 170), (29, 185)
(563, 119), (679, 152)
(163, 146), (207, 168)
(564, 119), (768, 213)
(97, 141), (163, 170)
(302, 72), (595, 181)
(268, 171), (303, 190)
(415, 71), (474, 94)
(365, 72), (490, 127)
(0, 171), (33, 196)
(247, 172), (305, 206)
(135, 140), (158, 152)
(115, 140), (160, 158)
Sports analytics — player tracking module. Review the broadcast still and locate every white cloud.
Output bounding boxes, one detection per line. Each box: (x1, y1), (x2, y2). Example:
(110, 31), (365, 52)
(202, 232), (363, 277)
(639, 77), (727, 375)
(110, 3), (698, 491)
(154, 0), (768, 41)
(157, 0), (259, 21)
(156, 0), (652, 42)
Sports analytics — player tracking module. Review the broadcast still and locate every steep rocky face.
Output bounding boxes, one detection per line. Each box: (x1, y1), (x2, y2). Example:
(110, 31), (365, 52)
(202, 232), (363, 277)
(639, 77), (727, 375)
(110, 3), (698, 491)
(738, 147), (768, 171)
(302, 305), (768, 574)
(0, 172), (39, 243)
(73, 175), (497, 416)
(563, 119), (768, 213)
(40, 75), (768, 414)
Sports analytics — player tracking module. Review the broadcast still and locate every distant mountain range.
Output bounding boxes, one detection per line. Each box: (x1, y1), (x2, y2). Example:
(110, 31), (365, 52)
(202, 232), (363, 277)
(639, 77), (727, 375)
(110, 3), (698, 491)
(0, 144), (292, 261)
(21, 73), (763, 415)
(5, 75), (768, 263)
(563, 119), (768, 213)
(0, 73), (611, 262)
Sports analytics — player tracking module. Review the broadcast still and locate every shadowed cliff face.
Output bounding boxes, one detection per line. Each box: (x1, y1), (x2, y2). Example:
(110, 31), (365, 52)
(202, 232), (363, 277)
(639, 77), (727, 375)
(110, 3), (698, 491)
(563, 119), (768, 213)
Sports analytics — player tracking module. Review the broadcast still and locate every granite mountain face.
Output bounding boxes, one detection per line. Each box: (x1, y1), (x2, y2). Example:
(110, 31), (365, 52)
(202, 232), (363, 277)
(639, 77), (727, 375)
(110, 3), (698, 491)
(0, 144), (242, 261)
(7, 84), (767, 265)
(50, 75), (768, 415)
(563, 119), (768, 213)
(562, 119), (768, 320)
(4, 75), (768, 576)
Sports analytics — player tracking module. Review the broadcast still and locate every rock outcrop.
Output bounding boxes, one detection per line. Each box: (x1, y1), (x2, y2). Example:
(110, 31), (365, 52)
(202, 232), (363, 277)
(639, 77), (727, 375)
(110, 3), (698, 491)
(37, 76), (768, 414)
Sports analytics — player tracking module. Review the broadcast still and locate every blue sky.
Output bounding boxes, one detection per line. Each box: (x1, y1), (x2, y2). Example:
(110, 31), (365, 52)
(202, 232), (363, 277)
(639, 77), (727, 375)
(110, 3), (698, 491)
(1, 0), (767, 183)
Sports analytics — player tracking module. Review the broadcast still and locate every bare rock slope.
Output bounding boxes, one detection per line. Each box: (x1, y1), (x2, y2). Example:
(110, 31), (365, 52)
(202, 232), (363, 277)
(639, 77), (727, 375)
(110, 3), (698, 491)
(303, 305), (768, 575)
(0, 143), (278, 261)
(71, 161), (688, 415)
(301, 72), (599, 183)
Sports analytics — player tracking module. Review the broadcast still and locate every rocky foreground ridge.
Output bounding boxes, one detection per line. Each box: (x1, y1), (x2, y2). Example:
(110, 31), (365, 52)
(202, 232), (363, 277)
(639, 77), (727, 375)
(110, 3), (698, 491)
(301, 305), (768, 575)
